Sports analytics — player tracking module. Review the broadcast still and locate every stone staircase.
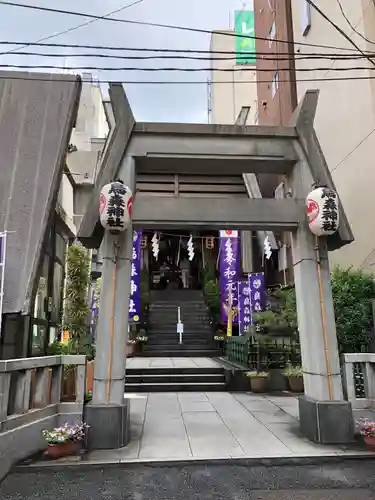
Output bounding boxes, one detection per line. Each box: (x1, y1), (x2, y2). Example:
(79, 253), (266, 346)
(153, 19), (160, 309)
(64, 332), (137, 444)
(142, 289), (221, 357)
(125, 366), (226, 392)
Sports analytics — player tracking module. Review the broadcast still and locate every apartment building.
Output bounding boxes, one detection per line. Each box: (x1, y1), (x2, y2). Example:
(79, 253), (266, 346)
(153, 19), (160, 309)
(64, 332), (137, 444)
(254, 0), (375, 272)
(209, 10), (258, 125)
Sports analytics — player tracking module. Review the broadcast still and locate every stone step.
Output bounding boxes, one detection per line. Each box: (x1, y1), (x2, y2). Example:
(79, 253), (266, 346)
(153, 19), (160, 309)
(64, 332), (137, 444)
(148, 317), (211, 323)
(148, 328), (212, 335)
(126, 367), (223, 375)
(124, 381), (226, 392)
(147, 333), (213, 340)
(149, 305), (208, 310)
(143, 343), (215, 351)
(139, 349), (222, 357)
(126, 373), (224, 384)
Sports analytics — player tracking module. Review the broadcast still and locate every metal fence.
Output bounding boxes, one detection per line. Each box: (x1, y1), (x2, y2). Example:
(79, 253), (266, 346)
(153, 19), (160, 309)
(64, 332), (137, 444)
(225, 336), (301, 371)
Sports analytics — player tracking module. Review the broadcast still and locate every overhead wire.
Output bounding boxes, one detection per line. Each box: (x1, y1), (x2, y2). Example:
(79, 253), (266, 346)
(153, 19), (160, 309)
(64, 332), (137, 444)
(335, 0), (375, 46)
(0, 40), (374, 57)
(1, 51), (374, 63)
(0, 0), (145, 56)
(0, 0), (372, 54)
(2, 63), (375, 72)
(306, 0), (375, 68)
(306, 0), (375, 180)
(1, 73), (375, 85)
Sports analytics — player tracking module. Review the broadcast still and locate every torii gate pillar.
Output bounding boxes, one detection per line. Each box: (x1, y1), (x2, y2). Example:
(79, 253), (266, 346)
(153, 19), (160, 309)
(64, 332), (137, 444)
(287, 91), (354, 444)
(85, 156), (135, 450)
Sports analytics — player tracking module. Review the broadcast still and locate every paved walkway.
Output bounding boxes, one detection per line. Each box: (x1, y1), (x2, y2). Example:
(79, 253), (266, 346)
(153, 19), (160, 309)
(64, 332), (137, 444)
(85, 391), (373, 463)
(126, 356), (220, 369)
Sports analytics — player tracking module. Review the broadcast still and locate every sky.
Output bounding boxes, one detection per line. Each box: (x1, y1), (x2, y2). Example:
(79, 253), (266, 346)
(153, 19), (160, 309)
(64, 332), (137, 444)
(0, 0), (254, 122)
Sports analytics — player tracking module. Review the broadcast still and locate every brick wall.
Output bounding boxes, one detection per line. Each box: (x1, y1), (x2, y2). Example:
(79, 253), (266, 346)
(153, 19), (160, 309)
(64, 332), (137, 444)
(254, 0), (297, 126)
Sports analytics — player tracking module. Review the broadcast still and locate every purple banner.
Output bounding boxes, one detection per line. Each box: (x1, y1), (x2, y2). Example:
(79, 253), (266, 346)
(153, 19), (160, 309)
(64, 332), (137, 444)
(238, 280), (252, 336)
(89, 288), (99, 336)
(219, 234), (240, 324)
(129, 230), (142, 322)
(248, 272), (266, 322)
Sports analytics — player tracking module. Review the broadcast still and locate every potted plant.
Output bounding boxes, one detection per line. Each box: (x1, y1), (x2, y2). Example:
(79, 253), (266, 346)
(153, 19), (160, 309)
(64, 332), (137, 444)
(42, 422), (88, 459)
(136, 329), (148, 353)
(126, 338), (138, 357)
(214, 329), (226, 352)
(284, 364), (304, 393)
(246, 371), (269, 393)
(357, 418), (375, 448)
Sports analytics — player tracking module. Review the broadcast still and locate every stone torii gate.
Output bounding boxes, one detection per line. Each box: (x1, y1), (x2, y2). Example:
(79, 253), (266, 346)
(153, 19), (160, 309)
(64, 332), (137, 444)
(78, 85), (354, 450)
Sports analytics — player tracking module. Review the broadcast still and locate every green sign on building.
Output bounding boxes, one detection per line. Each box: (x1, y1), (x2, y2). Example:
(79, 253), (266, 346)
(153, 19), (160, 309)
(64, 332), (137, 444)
(235, 10), (256, 65)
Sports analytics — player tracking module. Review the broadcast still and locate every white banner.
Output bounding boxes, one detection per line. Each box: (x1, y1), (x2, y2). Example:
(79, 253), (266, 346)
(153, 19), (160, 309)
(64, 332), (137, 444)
(0, 232), (7, 339)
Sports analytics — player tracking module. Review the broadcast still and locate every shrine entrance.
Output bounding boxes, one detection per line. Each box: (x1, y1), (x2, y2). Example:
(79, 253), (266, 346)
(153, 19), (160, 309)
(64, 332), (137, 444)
(78, 86), (355, 449)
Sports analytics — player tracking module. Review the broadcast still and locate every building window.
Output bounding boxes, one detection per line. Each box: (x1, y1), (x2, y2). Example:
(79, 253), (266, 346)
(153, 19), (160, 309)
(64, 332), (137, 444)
(268, 21), (276, 47)
(272, 72), (279, 99)
(254, 111), (259, 125)
(301, 0), (311, 36)
(34, 255), (49, 321)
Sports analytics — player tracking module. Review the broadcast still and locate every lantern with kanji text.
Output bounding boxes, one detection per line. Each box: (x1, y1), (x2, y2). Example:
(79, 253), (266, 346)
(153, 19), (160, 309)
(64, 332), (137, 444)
(205, 236), (215, 249)
(306, 186), (339, 236)
(99, 181), (133, 233)
(141, 234), (148, 249)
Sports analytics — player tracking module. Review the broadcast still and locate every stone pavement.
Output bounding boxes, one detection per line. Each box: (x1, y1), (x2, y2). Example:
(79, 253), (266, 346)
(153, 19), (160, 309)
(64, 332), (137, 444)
(126, 356), (221, 369)
(82, 391), (373, 463)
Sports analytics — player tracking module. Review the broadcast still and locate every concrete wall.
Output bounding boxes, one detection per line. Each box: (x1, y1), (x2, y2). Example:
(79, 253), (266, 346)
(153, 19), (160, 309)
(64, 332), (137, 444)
(292, 0), (375, 271)
(210, 30), (258, 125)
(62, 74), (110, 236)
(0, 72), (81, 315)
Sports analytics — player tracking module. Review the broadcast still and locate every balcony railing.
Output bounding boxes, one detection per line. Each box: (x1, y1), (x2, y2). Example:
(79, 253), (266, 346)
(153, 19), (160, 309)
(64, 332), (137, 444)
(0, 355), (85, 479)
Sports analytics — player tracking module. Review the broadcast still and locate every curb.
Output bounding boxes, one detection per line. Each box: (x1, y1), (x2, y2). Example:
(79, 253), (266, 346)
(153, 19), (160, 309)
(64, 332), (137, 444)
(12, 453), (375, 474)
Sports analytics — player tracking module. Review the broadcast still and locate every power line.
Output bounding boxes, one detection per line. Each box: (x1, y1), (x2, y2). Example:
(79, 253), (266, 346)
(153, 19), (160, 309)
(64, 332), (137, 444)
(331, 126), (375, 175)
(0, 40), (374, 57)
(2, 63), (375, 72)
(2, 51), (372, 62)
(0, 0), (370, 54)
(306, 0), (375, 69)
(336, 0), (375, 46)
(2, 72), (375, 85)
(0, 0), (144, 56)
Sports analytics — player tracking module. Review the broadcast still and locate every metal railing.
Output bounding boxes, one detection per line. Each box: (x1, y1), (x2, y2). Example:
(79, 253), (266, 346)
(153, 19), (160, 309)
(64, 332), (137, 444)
(342, 353), (375, 410)
(225, 336), (301, 370)
(0, 355), (85, 479)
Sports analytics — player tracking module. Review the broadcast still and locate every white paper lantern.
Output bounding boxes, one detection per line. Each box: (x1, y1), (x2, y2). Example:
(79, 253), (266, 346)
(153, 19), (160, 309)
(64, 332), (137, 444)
(99, 181), (133, 233)
(306, 187), (339, 236)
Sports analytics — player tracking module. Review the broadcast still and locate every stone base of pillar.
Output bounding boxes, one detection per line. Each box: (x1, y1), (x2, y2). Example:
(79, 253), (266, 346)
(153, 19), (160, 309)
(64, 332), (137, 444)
(84, 400), (131, 450)
(299, 395), (354, 444)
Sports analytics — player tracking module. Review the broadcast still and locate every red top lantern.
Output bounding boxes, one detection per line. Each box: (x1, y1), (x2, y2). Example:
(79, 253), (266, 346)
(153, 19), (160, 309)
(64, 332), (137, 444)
(99, 181), (133, 233)
(306, 187), (339, 236)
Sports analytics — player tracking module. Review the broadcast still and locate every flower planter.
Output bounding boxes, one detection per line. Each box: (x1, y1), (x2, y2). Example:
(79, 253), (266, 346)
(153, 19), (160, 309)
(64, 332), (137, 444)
(45, 440), (78, 459)
(363, 435), (375, 448)
(287, 375), (304, 393)
(215, 341), (225, 353)
(126, 342), (137, 358)
(250, 376), (268, 393)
